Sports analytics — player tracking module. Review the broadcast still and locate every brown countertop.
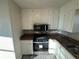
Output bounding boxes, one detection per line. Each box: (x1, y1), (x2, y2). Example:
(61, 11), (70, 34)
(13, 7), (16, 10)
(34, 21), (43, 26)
(20, 30), (79, 59)
(55, 35), (79, 58)
(20, 29), (70, 40)
(20, 33), (60, 40)
(20, 34), (34, 40)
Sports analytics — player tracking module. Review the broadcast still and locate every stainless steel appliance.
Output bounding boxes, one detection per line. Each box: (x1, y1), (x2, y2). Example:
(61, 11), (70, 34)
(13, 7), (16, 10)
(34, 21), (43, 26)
(33, 34), (48, 51)
(33, 24), (49, 52)
(34, 24), (48, 31)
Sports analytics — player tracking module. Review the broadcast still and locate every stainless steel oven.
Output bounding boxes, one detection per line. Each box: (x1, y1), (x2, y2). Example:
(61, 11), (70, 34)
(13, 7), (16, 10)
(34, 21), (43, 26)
(33, 34), (48, 51)
(33, 24), (49, 52)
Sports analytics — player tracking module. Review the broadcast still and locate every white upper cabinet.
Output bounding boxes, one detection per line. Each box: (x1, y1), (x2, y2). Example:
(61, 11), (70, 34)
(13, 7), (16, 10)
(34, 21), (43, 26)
(77, 0), (79, 9)
(59, 0), (79, 32)
(72, 9), (79, 32)
(22, 9), (33, 29)
(21, 0), (79, 31)
(21, 9), (59, 29)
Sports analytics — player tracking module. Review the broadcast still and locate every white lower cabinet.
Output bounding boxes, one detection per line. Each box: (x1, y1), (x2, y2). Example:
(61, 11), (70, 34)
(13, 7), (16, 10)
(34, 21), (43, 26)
(49, 39), (58, 54)
(56, 48), (61, 59)
(48, 49), (56, 54)
(20, 40), (33, 54)
(60, 52), (66, 59)
(49, 39), (76, 59)
(57, 45), (75, 59)
(61, 45), (75, 59)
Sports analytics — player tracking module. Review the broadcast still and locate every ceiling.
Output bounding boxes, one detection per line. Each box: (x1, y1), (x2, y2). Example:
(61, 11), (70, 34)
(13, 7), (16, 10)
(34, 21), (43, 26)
(14, 0), (69, 9)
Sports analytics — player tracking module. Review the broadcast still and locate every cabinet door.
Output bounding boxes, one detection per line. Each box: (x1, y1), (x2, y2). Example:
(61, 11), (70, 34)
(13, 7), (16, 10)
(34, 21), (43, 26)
(48, 49), (56, 54)
(63, 11), (74, 32)
(55, 40), (61, 56)
(73, 9), (79, 32)
(56, 47), (66, 59)
(49, 39), (59, 54)
(55, 40), (75, 59)
(21, 40), (33, 54)
(60, 52), (66, 59)
(56, 48), (61, 59)
(49, 39), (57, 49)
(59, 0), (75, 32)
(64, 49), (75, 59)
(78, 0), (79, 9)
(49, 39), (61, 56)
(61, 45), (75, 59)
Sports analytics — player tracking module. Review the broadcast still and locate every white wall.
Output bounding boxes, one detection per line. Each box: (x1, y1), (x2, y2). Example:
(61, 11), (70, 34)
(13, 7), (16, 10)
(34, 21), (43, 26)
(0, 0), (12, 37)
(0, 0), (16, 58)
(9, 0), (22, 59)
(21, 9), (59, 29)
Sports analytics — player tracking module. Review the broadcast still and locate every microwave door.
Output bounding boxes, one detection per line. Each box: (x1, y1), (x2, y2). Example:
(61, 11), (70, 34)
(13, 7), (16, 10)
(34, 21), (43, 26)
(45, 25), (46, 31)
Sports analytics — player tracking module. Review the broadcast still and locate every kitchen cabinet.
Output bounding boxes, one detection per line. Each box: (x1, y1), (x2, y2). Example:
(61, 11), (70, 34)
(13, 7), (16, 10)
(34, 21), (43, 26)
(49, 39), (59, 54)
(59, 0), (79, 32)
(61, 46), (75, 59)
(56, 47), (61, 59)
(58, 50), (65, 59)
(63, 11), (74, 32)
(48, 39), (60, 54)
(21, 9), (59, 29)
(58, 43), (75, 59)
(49, 39), (75, 59)
(78, 0), (79, 9)
(72, 0), (79, 32)
(72, 9), (79, 32)
(20, 40), (33, 54)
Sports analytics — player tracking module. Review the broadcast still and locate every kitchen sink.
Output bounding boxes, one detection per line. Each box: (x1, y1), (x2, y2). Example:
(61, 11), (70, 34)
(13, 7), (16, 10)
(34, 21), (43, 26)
(70, 48), (79, 54)
(65, 44), (79, 57)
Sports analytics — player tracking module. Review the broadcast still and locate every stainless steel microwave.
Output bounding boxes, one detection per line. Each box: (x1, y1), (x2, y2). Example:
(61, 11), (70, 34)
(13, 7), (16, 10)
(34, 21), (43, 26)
(34, 24), (48, 31)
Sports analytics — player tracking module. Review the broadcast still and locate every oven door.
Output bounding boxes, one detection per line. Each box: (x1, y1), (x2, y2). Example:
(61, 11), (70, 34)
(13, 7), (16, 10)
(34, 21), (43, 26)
(33, 36), (48, 42)
(33, 42), (48, 51)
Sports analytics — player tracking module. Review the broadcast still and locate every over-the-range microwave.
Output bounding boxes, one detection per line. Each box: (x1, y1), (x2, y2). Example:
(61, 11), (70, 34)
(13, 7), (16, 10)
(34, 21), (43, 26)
(34, 24), (49, 31)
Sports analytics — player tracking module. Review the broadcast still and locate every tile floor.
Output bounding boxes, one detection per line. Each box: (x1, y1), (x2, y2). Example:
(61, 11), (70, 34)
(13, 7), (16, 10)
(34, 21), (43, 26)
(22, 51), (56, 59)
